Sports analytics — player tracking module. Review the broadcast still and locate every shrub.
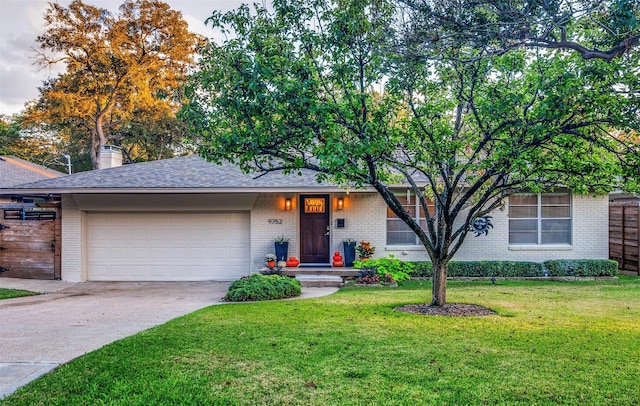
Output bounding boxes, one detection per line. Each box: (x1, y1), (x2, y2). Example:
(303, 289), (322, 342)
(411, 262), (433, 278)
(353, 255), (413, 282)
(409, 260), (618, 278)
(225, 274), (301, 302)
(544, 259), (618, 277)
(448, 261), (544, 277)
(409, 261), (544, 277)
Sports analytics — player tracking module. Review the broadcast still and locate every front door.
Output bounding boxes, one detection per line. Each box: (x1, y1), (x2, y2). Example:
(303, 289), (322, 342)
(299, 194), (330, 264)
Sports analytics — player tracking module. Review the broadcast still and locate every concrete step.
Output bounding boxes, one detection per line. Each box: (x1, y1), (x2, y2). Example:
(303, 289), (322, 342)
(295, 274), (343, 288)
(284, 268), (359, 277)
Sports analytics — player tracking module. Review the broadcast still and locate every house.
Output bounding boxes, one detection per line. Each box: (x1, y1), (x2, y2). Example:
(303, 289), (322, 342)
(0, 155), (64, 191)
(0, 156), (65, 279)
(1, 154), (609, 282)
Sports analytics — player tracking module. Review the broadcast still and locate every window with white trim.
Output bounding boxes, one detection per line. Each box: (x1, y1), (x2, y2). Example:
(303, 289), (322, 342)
(386, 190), (433, 245)
(508, 192), (572, 245)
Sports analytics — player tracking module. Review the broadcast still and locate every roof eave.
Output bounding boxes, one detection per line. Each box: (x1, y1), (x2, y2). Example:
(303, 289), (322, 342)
(0, 186), (378, 195)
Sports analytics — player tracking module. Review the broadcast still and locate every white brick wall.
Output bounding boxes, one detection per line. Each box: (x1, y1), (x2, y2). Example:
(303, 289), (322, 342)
(249, 193), (388, 268)
(60, 191), (609, 280)
(331, 193), (386, 257)
(250, 193), (298, 270)
(61, 195), (85, 281)
(382, 193), (609, 263)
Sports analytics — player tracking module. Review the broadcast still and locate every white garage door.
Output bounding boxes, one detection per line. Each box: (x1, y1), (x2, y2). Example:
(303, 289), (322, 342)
(87, 212), (250, 281)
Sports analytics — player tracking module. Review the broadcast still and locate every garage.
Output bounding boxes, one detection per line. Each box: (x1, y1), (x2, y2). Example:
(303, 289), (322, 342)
(86, 212), (250, 281)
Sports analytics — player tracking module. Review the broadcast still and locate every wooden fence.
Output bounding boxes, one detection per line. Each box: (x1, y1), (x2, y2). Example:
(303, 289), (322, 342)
(609, 203), (640, 275)
(0, 205), (61, 279)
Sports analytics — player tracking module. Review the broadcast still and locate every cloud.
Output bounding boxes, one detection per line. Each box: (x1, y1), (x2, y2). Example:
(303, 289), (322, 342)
(0, 0), (249, 116)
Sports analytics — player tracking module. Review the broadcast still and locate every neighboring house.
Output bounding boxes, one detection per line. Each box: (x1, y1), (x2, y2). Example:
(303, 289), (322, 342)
(0, 156), (65, 279)
(0, 155), (64, 195)
(1, 154), (609, 282)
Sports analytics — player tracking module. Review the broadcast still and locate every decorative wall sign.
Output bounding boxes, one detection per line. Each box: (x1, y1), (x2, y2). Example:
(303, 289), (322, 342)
(470, 215), (493, 236)
(304, 198), (325, 213)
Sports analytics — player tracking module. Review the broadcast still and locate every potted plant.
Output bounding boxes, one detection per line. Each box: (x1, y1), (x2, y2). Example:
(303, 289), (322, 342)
(265, 253), (277, 268)
(342, 238), (357, 266)
(356, 241), (375, 260)
(274, 235), (289, 262)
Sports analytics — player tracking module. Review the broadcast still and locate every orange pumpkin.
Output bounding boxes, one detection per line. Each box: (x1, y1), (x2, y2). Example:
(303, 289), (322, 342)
(286, 257), (300, 267)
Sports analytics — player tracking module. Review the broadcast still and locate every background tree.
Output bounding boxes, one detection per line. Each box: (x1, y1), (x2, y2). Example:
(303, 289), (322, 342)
(112, 107), (192, 163)
(26, 0), (202, 169)
(183, 0), (639, 306)
(0, 114), (65, 167)
(0, 115), (23, 156)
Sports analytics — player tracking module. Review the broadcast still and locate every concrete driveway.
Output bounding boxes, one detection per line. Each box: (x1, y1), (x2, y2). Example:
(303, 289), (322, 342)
(0, 279), (231, 398)
(0, 278), (337, 399)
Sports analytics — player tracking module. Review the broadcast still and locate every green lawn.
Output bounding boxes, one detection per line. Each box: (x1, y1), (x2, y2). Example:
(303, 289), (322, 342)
(3, 277), (640, 405)
(0, 288), (37, 300)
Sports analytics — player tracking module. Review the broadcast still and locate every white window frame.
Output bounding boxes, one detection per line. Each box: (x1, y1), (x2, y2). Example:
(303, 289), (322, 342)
(508, 192), (572, 245)
(386, 190), (431, 246)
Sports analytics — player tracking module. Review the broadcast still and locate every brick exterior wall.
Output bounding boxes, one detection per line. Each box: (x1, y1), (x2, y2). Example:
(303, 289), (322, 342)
(251, 193), (298, 270)
(249, 192), (386, 270)
(61, 195), (85, 282)
(59, 191), (609, 281)
(381, 192), (609, 263)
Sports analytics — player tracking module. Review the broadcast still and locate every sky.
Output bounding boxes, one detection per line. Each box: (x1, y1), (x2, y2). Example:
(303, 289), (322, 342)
(0, 0), (249, 116)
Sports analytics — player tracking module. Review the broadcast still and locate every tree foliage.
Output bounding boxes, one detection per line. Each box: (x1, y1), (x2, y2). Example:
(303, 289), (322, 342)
(0, 114), (67, 169)
(401, 0), (640, 61)
(183, 0), (640, 305)
(26, 0), (202, 169)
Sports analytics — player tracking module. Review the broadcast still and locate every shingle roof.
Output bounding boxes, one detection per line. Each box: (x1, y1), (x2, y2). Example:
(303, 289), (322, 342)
(2, 155), (348, 192)
(0, 156), (65, 188)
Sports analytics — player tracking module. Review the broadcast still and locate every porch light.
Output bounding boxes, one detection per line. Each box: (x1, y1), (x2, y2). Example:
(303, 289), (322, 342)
(337, 197), (344, 210)
(285, 198), (292, 211)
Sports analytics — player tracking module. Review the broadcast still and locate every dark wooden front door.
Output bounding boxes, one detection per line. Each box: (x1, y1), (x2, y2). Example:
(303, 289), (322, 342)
(299, 195), (330, 264)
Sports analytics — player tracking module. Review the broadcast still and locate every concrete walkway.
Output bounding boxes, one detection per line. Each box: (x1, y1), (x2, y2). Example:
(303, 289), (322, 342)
(0, 278), (338, 399)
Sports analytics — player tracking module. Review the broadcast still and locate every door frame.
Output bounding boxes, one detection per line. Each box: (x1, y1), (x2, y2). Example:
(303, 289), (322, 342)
(299, 194), (331, 264)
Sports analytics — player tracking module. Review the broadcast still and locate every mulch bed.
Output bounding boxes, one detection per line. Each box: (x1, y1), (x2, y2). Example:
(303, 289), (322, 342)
(395, 303), (496, 317)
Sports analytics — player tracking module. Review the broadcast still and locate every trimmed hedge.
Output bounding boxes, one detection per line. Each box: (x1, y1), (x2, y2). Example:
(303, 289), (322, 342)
(225, 274), (301, 302)
(410, 260), (618, 278)
(544, 259), (619, 277)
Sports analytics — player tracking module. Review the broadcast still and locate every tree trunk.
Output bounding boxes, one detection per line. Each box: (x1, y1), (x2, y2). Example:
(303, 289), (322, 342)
(431, 261), (447, 306)
(94, 113), (108, 169)
(89, 129), (99, 170)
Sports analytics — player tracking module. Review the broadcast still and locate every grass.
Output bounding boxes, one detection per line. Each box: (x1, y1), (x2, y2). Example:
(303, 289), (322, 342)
(3, 276), (640, 405)
(0, 288), (37, 300)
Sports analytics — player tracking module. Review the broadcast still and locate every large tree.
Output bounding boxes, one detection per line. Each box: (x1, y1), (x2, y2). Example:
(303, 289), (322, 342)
(26, 0), (202, 169)
(183, 0), (639, 306)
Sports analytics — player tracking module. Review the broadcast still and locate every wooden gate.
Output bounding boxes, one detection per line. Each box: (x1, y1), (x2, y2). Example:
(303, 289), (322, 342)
(0, 206), (61, 279)
(609, 204), (640, 275)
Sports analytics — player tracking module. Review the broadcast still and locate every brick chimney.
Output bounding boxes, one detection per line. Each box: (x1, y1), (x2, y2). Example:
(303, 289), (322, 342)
(99, 146), (123, 169)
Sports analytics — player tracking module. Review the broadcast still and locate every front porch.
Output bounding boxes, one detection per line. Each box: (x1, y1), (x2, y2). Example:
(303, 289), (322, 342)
(262, 267), (360, 287)
(291, 267), (360, 287)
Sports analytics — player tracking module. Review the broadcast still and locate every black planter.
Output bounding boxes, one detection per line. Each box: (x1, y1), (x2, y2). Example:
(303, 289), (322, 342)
(275, 242), (289, 262)
(343, 241), (356, 267)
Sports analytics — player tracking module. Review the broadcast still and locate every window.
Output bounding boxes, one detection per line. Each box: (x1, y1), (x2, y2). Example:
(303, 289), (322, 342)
(386, 190), (433, 245)
(509, 192), (571, 245)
